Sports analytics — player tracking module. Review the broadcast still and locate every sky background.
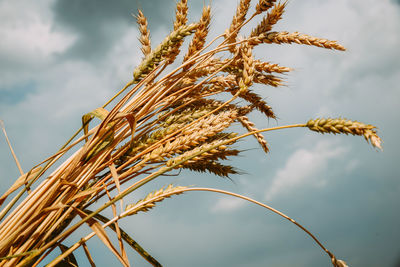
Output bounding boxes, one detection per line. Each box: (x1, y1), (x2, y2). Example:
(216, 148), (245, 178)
(0, 0), (399, 266)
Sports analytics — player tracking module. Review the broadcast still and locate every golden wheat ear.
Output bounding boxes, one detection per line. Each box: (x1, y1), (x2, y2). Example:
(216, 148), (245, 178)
(306, 118), (382, 150)
(183, 5), (211, 68)
(255, 0), (278, 15)
(250, 2), (286, 38)
(135, 9), (151, 57)
(259, 31), (346, 51)
(166, 0), (188, 64)
(225, 0), (252, 52)
(133, 23), (198, 81)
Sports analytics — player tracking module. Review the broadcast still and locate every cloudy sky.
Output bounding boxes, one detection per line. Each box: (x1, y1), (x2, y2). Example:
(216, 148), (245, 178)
(1, 0), (399, 266)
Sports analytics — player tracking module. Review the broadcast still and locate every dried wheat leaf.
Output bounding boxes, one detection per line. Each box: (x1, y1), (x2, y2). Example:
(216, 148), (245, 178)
(82, 107), (109, 142)
(123, 113), (136, 143)
(84, 130), (114, 162)
(103, 182), (128, 264)
(75, 209), (129, 267)
(0, 166), (42, 206)
(70, 187), (103, 202)
(82, 242), (96, 267)
(86, 210), (162, 267)
(57, 244), (79, 267)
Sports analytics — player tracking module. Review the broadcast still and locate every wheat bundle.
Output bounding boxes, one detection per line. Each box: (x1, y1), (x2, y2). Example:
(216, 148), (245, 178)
(0, 1), (381, 266)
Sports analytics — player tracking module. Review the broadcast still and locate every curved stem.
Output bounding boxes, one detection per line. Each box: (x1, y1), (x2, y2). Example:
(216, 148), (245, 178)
(184, 188), (335, 259)
(46, 187), (337, 267)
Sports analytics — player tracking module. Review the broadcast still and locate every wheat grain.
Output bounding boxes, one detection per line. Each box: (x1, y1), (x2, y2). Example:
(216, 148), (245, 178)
(228, 87), (276, 118)
(166, 139), (232, 168)
(255, 60), (291, 73)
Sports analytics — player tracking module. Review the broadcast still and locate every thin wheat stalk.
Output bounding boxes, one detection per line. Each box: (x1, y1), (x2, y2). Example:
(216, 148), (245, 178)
(47, 187), (347, 267)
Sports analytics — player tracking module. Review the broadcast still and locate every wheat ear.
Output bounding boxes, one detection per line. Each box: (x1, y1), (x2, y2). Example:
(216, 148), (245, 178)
(255, 0), (277, 15)
(239, 42), (255, 91)
(238, 116), (269, 154)
(251, 2), (286, 38)
(225, 0), (252, 52)
(135, 9), (151, 57)
(133, 23), (198, 81)
(166, 0), (188, 63)
(125, 184), (187, 216)
(306, 118), (382, 150)
(183, 5), (211, 68)
(260, 31), (346, 51)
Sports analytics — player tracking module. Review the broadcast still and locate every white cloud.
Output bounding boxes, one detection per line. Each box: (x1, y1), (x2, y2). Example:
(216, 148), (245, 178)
(211, 196), (245, 213)
(0, 18), (76, 57)
(264, 140), (347, 201)
(0, 0), (77, 89)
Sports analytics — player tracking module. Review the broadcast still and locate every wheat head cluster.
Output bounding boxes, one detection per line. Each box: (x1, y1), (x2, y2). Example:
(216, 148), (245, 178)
(0, 0), (382, 266)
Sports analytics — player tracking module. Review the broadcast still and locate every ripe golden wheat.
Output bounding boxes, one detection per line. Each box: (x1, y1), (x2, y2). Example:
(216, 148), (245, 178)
(0, 0), (381, 266)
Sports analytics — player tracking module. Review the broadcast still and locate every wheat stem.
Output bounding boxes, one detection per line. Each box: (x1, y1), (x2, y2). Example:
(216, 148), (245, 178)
(46, 187), (341, 267)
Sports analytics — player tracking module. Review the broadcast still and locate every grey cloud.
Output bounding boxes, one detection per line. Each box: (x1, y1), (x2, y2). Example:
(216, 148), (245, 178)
(0, 82), (36, 105)
(51, 0), (178, 61)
